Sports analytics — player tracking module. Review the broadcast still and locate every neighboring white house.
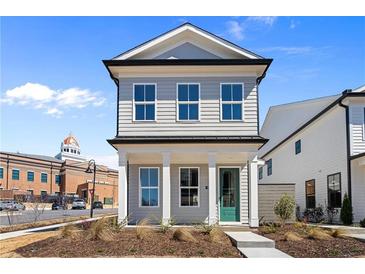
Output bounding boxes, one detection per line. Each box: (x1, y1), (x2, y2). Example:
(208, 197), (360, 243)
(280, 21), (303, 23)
(104, 23), (272, 227)
(258, 86), (365, 223)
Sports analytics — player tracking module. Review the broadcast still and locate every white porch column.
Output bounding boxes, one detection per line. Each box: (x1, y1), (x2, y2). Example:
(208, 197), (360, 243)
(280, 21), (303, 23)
(208, 153), (217, 225)
(249, 155), (259, 227)
(162, 152), (171, 224)
(118, 150), (128, 224)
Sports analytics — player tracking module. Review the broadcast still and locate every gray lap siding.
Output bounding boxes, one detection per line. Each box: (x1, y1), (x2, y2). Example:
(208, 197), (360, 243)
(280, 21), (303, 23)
(127, 163), (249, 224)
(118, 76), (258, 136)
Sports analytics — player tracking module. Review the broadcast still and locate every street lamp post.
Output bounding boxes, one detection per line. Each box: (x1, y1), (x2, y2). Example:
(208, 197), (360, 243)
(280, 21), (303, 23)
(85, 159), (96, 218)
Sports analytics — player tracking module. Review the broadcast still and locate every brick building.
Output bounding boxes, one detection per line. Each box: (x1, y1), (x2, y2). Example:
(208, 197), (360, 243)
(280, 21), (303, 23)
(0, 134), (118, 206)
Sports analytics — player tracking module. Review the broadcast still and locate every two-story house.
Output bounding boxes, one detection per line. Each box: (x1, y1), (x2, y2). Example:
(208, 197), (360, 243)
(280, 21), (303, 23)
(104, 23), (272, 227)
(258, 86), (365, 223)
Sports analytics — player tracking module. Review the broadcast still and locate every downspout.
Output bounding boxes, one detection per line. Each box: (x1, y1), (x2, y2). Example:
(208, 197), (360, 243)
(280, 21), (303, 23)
(339, 89), (352, 204)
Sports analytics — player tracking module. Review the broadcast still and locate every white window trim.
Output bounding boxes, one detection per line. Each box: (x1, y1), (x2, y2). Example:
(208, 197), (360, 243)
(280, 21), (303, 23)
(27, 170), (35, 182)
(220, 83), (245, 122)
(41, 172), (48, 183)
(132, 83), (157, 122)
(176, 83), (200, 122)
(138, 167), (160, 208)
(178, 167), (200, 208)
(12, 168), (20, 180)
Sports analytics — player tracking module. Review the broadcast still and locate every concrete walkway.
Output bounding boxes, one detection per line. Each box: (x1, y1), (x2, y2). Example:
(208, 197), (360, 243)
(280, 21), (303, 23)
(0, 214), (116, 241)
(225, 231), (291, 258)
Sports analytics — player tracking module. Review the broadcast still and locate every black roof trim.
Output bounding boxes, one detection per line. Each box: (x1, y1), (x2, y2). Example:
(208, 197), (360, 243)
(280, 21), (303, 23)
(107, 135), (268, 146)
(350, 152), (365, 160)
(260, 90), (365, 159)
(110, 22), (265, 60)
(103, 58), (273, 67)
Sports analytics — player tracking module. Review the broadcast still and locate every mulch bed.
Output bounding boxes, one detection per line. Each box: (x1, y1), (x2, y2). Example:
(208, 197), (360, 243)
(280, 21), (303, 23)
(257, 224), (365, 258)
(16, 228), (241, 258)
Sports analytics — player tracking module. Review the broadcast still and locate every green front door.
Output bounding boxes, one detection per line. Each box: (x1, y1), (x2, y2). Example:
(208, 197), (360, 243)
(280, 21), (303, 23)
(219, 168), (240, 222)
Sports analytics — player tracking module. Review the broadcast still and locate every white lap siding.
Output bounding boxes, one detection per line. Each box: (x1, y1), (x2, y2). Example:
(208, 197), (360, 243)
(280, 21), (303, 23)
(259, 106), (349, 217)
(118, 76), (258, 136)
(351, 159), (365, 222)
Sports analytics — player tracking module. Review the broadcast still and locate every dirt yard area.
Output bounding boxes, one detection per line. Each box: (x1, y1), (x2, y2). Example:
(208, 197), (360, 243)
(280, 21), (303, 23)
(15, 229), (240, 258)
(257, 223), (365, 258)
(0, 231), (58, 257)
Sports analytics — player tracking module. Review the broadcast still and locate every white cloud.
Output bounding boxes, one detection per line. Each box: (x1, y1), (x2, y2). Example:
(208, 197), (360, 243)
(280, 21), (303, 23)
(247, 16), (277, 27)
(225, 16), (278, 41)
(226, 20), (245, 41)
(259, 46), (313, 55)
(1, 82), (106, 117)
(290, 20), (296, 29)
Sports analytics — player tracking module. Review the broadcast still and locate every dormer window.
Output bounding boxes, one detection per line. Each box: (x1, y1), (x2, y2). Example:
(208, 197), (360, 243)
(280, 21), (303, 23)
(134, 84), (156, 121)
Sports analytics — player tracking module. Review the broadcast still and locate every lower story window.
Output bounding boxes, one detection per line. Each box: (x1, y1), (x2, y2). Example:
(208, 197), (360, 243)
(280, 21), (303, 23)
(140, 167), (159, 207)
(327, 172), (341, 208)
(305, 179), (315, 209)
(180, 167), (199, 207)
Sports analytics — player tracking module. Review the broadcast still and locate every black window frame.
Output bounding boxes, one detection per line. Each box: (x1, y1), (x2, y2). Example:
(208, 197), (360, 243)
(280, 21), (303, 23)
(327, 172), (342, 208)
(305, 179), (316, 209)
(295, 139), (301, 155)
(258, 166), (263, 180)
(267, 159), (272, 176)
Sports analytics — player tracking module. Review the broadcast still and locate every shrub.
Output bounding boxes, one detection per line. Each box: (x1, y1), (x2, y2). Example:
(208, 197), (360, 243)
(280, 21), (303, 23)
(307, 227), (332, 240)
(195, 222), (216, 234)
(360, 218), (365, 228)
(293, 221), (307, 229)
(87, 218), (115, 241)
(274, 194), (295, 226)
(303, 206), (325, 223)
(284, 231), (303, 242)
(58, 225), (80, 239)
(325, 207), (339, 224)
(209, 227), (226, 243)
(260, 222), (278, 234)
(328, 228), (347, 238)
(136, 218), (152, 240)
(159, 218), (175, 234)
(173, 228), (197, 242)
(340, 193), (353, 225)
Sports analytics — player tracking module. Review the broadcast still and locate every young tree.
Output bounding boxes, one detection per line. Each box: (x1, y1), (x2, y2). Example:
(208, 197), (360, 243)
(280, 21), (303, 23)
(274, 193), (296, 226)
(340, 193), (353, 225)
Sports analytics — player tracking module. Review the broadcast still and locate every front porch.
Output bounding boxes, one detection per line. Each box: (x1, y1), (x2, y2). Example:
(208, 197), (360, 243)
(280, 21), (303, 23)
(115, 142), (262, 227)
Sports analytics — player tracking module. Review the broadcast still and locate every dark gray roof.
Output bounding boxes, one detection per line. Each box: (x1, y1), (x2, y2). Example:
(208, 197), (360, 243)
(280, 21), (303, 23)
(0, 151), (64, 163)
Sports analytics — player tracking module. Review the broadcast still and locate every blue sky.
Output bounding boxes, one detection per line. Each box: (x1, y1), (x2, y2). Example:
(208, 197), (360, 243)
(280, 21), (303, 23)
(1, 17), (364, 167)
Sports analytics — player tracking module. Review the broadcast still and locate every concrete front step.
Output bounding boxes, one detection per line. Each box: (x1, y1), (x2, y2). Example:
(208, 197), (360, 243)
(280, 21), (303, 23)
(225, 231), (275, 248)
(239, 247), (292, 258)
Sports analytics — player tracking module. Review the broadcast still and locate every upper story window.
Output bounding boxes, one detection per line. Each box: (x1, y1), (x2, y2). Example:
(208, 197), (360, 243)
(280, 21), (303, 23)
(258, 166), (263, 180)
(267, 159), (272, 176)
(177, 84), (199, 121)
(12, 169), (19, 180)
(139, 167), (159, 207)
(27, 171), (34, 182)
(134, 84), (156, 121)
(0, 167), (3, 179)
(327, 172), (341, 208)
(41, 172), (48, 183)
(55, 175), (61, 185)
(221, 83), (244, 121)
(295, 140), (301, 155)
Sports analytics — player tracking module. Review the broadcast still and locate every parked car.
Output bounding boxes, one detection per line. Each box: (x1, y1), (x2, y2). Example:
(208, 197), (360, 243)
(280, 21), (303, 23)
(0, 201), (25, 211)
(72, 199), (86, 210)
(92, 201), (103, 209)
(52, 201), (64, 210)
